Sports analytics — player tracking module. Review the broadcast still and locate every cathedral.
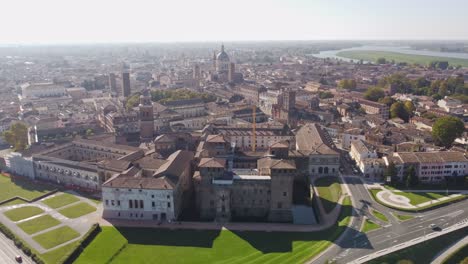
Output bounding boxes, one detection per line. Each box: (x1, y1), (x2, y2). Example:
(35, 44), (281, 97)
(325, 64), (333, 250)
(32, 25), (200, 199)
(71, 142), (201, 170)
(211, 44), (241, 83)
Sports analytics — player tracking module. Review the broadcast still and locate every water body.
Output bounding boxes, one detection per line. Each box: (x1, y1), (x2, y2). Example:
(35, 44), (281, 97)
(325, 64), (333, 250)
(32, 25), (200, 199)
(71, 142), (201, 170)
(313, 45), (468, 62)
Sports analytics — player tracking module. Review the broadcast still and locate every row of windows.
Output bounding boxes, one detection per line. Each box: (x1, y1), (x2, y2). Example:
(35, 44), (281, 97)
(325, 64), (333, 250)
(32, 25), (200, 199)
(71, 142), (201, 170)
(114, 189), (171, 199)
(107, 199), (171, 209)
(421, 165), (466, 169)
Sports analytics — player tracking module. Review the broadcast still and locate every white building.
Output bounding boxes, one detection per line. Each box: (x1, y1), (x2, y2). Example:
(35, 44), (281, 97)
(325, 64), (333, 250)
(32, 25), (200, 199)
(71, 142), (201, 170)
(4, 152), (35, 179)
(21, 83), (67, 99)
(102, 150), (194, 221)
(358, 158), (384, 181)
(342, 128), (366, 150)
(350, 140), (378, 165)
(259, 89), (281, 116)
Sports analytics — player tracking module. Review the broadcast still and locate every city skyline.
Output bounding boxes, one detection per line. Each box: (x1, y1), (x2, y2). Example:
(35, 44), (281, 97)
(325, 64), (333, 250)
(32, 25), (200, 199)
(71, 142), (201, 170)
(2, 0), (468, 44)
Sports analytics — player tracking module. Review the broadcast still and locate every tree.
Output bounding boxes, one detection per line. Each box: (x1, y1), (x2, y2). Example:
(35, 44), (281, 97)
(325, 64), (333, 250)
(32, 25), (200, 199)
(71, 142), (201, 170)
(405, 165), (418, 188)
(85, 129), (94, 137)
(384, 162), (398, 185)
(403, 101), (415, 117)
(338, 79), (357, 90)
(390, 102), (410, 122)
(364, 87), (385, 102)
(432, 116), (465, 148)
(378, 96), (395, 107)
(377, 57), (387, 64)
(125, 93), (141, 111)
(2, 122), (28, 151)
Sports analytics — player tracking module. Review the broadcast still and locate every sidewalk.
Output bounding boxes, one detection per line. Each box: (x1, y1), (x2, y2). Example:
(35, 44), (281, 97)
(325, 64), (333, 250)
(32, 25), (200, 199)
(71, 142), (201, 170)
(431, 235), (468, 264)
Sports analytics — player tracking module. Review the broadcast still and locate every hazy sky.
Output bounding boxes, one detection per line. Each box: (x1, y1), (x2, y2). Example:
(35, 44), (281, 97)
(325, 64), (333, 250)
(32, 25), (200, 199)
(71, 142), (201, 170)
(1, 0), (468, 44)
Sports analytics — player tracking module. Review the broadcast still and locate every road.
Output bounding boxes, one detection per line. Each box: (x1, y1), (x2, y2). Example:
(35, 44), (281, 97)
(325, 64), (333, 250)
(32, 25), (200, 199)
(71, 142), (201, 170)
(0, 232), (33, 264)
(313, 176), (468, 264)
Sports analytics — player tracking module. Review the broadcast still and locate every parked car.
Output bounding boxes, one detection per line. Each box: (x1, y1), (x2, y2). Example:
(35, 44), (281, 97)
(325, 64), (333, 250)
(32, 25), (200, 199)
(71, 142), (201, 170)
(15, 255), (22, 263)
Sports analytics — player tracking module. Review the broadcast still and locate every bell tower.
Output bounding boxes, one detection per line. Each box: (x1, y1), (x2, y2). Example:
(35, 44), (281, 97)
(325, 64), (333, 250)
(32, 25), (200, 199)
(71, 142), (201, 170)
(139, 89), (154, 142)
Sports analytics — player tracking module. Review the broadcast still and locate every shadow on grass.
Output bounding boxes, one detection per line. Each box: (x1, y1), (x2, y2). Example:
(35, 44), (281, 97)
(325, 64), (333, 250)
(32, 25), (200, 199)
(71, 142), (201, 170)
(114, 226), (222, 248)
(107, 201), (373, 255)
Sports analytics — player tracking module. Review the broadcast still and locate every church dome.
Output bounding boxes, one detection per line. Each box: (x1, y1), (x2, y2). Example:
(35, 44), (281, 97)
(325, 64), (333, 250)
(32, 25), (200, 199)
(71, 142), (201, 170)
(216, 44), (230, 61)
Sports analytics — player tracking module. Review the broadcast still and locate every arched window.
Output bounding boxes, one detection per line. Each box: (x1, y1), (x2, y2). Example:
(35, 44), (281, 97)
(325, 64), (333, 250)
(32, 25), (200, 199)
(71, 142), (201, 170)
(324, 167), (329, 174)
(318, 167), (323, 174)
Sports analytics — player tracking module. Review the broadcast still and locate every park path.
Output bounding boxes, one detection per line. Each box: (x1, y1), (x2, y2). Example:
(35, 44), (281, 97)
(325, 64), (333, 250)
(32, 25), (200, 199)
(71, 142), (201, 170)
(0, 191), (101, 254)
(431, 235), (468, 264)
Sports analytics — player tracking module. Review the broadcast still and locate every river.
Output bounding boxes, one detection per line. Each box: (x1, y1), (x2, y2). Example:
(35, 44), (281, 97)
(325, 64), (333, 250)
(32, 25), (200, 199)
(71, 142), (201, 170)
(313, 45), (468, 62)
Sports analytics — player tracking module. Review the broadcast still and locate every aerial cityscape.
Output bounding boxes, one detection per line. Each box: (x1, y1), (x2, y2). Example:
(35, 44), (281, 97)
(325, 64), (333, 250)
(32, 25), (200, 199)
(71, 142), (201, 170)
(0, 1), (467, 264)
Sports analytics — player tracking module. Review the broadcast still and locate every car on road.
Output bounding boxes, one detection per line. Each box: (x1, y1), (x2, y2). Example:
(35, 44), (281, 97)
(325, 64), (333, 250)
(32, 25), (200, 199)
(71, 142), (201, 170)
(15, 255), (22, 263)
(429, 224), (442, 231)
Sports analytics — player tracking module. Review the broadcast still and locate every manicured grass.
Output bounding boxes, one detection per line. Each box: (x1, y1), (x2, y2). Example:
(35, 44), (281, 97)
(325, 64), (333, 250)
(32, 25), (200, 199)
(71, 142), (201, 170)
(42, 193), (80, 209)
(42, 241), (80, 264)
(393, 213), (414, 222)
(443, 243), (468, 264)
(362, 219), (380, 233)
(75, 197), (353, 264)
(369, 189), (467, 212)
(58, 202), (96, 219)
(0, 175), (55, 202)
(393, 191), (448, 206)
(371, 209), (388, 223)
(337, 50), (468, 67)
(1, 199), (26, 206)
(17, 215), (61, 235)
(33, 226), (80, 249)
(4, 206), (44, 221)
(367, 227), (468, 264)
(315, 176), (342, 214)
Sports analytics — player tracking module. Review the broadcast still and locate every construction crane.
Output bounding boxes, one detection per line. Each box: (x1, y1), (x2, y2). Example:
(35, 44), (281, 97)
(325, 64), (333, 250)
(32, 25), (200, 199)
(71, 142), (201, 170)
(252, 105), (256, 152)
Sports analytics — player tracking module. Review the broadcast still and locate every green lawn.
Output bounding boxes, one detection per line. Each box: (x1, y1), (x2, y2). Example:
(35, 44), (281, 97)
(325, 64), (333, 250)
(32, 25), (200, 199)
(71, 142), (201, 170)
(17, 215), (61, 235)
(75, 197), (353, 264)
(1, 199), (26, 206)
(0, 175), (55, 202)
(33, 226), (80, 249)
(58, 202), (96, 219)
(362, 219), (380, 233)
(393, 191), (448, 206)
(369, 189), (466, 212)
(42, 241), (80, 264)
(4, 206), (44, 221)
(337, 50), (468, 67)
(42, 193), (80, 209)
(393, 213), (414, 222)
(367, 227), (468, 264)
(315, 176), (342, 214)
(443, 243), (468, 264)
(371, 209), (388, 223)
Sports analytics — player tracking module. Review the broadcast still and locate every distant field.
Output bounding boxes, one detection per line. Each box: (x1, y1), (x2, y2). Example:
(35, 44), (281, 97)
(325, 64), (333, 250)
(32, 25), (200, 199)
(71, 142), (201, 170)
(75, 198), (353, 264)
(337, 50), (468, 67)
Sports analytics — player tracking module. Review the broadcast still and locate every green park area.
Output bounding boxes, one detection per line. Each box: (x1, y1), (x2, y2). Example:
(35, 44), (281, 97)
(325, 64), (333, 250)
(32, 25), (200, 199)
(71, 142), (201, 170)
(367, 227), (468, 264)
(33, 226), (80, 249)
(369, 188), (466, 211)
(4, 206), (44, 221)
(58, 202), (97, 219)
(371, 209), (388, 223)
(361, 219), (380, 233)
(75, 197), (352, 264)
(17, 215), (61, 235)
(42, 193), (80, 209)
(443, 243), (468, 264)
(337, 50), (468, 67)
(392, 213), (414, 222)
(0, 175), (55, 202)
(314, 176), (342, 214)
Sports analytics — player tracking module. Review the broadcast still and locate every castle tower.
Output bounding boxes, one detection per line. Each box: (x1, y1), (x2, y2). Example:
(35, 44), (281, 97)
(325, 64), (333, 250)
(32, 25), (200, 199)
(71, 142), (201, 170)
(139, 89), (154, 142)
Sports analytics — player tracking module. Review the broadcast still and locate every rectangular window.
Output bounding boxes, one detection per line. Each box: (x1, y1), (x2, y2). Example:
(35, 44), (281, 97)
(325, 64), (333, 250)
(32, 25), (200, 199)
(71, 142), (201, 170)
(140, 200), (144, 209)
(167, 202), (171, 208)
(105, 200), (109, 206)
(129, 200), (133, 208)
(152, 202), (155, 207)
(117, 200), (120, 206)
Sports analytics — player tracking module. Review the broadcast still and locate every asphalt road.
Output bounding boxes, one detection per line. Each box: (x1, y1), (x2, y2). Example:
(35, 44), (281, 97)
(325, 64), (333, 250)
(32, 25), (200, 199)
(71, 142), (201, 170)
(0, 232), (33, 264)
(314, 176), (468, 264)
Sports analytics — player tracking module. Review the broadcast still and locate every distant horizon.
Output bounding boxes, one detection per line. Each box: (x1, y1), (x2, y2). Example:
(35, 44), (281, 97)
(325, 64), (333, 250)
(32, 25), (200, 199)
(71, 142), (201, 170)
(2, 0), (468, 44)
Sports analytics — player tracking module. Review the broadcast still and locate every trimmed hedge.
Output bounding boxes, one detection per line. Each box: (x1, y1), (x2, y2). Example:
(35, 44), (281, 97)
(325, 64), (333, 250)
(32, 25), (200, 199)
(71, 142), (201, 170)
(0, 222), (45, 264)
(61, 223), (101, 264)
